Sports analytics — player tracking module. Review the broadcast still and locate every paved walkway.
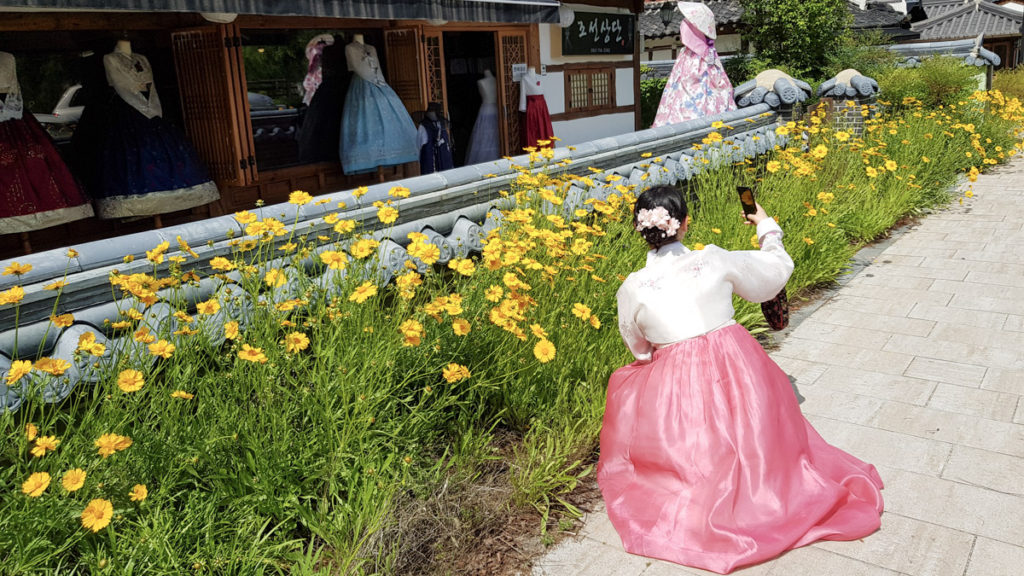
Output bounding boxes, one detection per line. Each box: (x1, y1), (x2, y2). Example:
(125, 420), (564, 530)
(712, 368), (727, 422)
(530, 157), (1024, 576)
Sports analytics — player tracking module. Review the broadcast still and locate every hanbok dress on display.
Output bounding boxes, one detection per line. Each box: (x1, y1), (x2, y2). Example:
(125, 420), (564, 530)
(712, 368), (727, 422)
(464, 71), (500, 165)
(0, 52), (94, 234)
(598, 219), (884, 575)
(652, 3), (736, 127)
(298, 41), (347, 164)
(72, 48), (219, 219)
(519, 69), (554, 150)
(417, 116), (454, 175)
(339, 40), (418, 175)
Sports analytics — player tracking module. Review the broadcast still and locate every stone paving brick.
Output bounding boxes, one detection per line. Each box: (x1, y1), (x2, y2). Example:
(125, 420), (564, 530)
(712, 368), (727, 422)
(868, 402), (1024, 458)
(821, 294), (918, 317)
(815, 513), (974, 576)
(903, 357), (987, 387)
(886, 336), (1021, 371)
(926, 383), (1018, 421)
(804, 416), (951, 476)
(839, 284), (954, 307)
(798, 387), (885, 425)
(941, 445), (1024, 496)
(774, 338), (916, 375)
(947, 292), (1024, 316)
(952, 249), (1024, 266)
(846, 273), (937, 291)
(930, 278), (1024, 301)
(844, 262), (970, 281)
(924, 323), (1024, 352)
(788, 321), (894, 350)
(766, 356), (829, 388)
(965, 537), (1024, 576)
(812, 366), (937, 406)
(869, 254), (927, 267)
(981, 368), (1024, 395)
(802, 306), (936, 337)
(907, 302), (1007, 330)
(1003, 314), (1024, 332)
(965, 268), (1024, 286)
(878, 245), (958, 260)
(879, 466), (1024, 545)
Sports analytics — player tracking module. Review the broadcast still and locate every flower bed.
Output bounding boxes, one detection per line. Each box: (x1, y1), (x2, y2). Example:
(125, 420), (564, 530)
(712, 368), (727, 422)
(1, 90), (1022, 574)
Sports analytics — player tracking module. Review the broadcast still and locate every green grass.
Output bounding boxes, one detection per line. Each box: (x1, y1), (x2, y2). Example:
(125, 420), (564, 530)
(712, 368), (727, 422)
(2, 89), (1022, 575)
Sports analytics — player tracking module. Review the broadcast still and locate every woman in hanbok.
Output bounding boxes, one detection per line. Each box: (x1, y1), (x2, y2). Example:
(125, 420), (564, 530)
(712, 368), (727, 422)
(0, 51), (94, 235)
(597, 185), (884, 574)
(653, 3), (736, 127)
(339, 35), (418, 175)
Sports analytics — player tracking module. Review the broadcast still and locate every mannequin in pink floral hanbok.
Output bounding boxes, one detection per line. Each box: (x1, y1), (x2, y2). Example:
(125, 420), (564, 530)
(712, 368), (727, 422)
(652, 2), (736, 127)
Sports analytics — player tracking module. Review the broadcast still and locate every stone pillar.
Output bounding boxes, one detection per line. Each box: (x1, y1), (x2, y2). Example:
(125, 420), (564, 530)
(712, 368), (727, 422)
(817, 69), (879, 137)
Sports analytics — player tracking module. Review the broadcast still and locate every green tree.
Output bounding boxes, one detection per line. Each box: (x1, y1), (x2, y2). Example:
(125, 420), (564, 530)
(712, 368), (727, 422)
(739, 0), (851, 80)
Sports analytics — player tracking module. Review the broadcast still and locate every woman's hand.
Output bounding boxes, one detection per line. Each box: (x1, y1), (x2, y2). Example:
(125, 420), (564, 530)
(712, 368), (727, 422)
(741, 201), (769, 226)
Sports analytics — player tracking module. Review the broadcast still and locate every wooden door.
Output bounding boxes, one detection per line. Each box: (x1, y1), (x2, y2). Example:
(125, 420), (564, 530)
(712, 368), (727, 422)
(171, 22), (256, 187)
(497, 30), (527, 157)
(422, 29), (448, 116)
(384, 28), (427, 116)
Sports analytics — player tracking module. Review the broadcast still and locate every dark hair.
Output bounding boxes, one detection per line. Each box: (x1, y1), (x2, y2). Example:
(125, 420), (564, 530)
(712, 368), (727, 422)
(633, 185), (689, 248)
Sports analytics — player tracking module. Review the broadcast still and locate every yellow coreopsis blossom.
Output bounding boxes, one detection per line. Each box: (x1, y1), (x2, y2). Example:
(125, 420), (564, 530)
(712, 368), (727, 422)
(117, 369), (145, 393)
(333, 219), (357, 234)
(234, 210), (258, 224)
(148, 340), (175, 359)
(349, 282), (378, 304)
(62, 468), (86, 492)
(31, 435), (60, 457)
(320, 250), (348, 270)
(133, 327), (156, 344)
(22, 472), (50, 497)
(399, 318), (424, 347)
(2, 261), (32, 276)
(485, 285), (504, 302)
(81, 499), (113, 532)
(452, 318), (471, 336)
(264, 268), (287, 288)
(834, 131), (850, 142)
(810, 145), (828, 160)
(0, 286), (25, 306)
(34, 357), (70, 376)
(129, 484), (148, 502)
(442, 363), (471, 383)
(377, 205), (399, 224)
(238, 344), (268, 363)
(533, 339), (556, 363)
(448, 258), (475, 276)
(289, 190), (313, 205)
(352, 186), (369, 198)
(590, 315), (601, 330)
(146, 241), (170, 264)
(210, 256), (235, 271)
(284, 332), (310, 353)
(884, 159), (898, 172)
(693, 243), (705, 251)
(195, 299), (220, 315)
(43, 280), (68, 291)
(25, 422), (38, 441)
(803, 237), (815, 245)
(95, 433), (130, 457)
(389, 185), (411, 198)
(171, 390), (194, 399)
(349, 238), (380, 259)
(865, 166), (878, 178)
(5, 360), (32, 385)
(766, 161), (781, 174)
(224, 321), (240, 340)
(571, 303), (592, 321)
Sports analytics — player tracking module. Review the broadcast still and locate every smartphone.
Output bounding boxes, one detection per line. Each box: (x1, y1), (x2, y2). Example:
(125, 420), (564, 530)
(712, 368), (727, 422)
(737, 186), (757, 216)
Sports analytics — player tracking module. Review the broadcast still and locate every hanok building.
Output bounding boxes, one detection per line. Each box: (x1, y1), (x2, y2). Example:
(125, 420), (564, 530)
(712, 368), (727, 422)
(912, 0), (1023, 68)
(0, 0), (643, 259)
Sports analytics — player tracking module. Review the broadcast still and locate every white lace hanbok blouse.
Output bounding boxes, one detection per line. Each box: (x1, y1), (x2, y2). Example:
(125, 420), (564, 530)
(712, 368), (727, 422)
(616, 219), (794, 362)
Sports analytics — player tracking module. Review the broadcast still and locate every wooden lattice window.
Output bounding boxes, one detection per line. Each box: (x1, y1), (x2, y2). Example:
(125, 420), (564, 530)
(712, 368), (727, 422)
(565, 65), (616, 113)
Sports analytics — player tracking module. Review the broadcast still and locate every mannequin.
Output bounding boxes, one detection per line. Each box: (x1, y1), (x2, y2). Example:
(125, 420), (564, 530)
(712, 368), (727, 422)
(652, 2), (736, 127)
(70, 40), (219, 219)
(302, 33), (335, 106)
(465, 69), (499, 164)
(0, 51), (94, 238)
(418, 102), (453, 174)
(339, 34), (418, 174)
(519, 67), (554, 150)
(299, 37), (347, 163)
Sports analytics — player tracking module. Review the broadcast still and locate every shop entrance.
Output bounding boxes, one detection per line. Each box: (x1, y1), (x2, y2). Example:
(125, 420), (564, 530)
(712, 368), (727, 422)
(441, 31), (496, 166)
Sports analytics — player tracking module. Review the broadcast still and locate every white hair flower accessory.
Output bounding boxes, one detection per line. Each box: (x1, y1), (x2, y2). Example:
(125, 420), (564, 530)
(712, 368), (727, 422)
(635, 206), (681, 237)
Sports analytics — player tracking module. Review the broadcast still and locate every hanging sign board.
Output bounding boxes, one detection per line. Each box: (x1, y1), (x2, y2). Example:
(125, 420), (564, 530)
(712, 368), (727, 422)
(562, 12), (635, 55)
(512, 62), (527, 81)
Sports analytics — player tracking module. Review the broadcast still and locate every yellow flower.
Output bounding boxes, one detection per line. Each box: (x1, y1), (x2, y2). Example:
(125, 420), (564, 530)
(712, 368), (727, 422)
(5, 359), (32, 385)
(0, 286), (25, 306)
(965, 190), (974, 198)
(389, 185), (411, 198)
(485, 285), (504, 302)
(117, 369), (145, 393)
(224, 321), (240, 340)
(452, 318), (471, 336)
(333, 219), (357, 235)
(81, 499), (114, 532)
(129, 484), (148, 502)
(827, 222), (837, 228)
(448, 258), (475, 276)
(711, 228), (721, 234)
(62, 468), (86, 492)
(865, 166), (878, 178)
(320, 250), (348, 270)
(146, 241), (170, 264)
(711, 120), (724, 129)
(25, 422), (38, 441)
(31, 435), (60, 458)
(377, 205), (399, 224)
(810, 144), (828, 160)
(289, 190), (313, 205)
(238, 344), (268, 363)
(34, 357), (70, 376)
(349, 238), (380, 259)
(693, 243), (706, 250)
(884, 159), (898, 172)
(967, 166), (979, 182)
(95, 433), (130, 458)
(407, 240), (440, 265)
(589, 315), (601, 330)
(816, 191), (834, 203)
(399, 318), (424, 347)
(442, 363), (471, 383)
(766, 160), (781, 173)
(234, 210), (258, 224)
(284, 332), (310, 353)
(775, 126), (790, 136)
(750, 235), (760, 249)
(210, 257), (235, 271)
(2, 261), (32, 276)
(66, 249), (79, 258)
(133, 327), (155, 344)
(43, 280), (68, 291)
(195, 299), (220, 315)
(834, 131), (850, 142)
(148, 340), (175, 359)
(349, 282), (378, 304)
(352, 186), (369, 199)
(22, 472), (50, 497)
(533, 339), (556, 363)
(171, 390), (194, 399)
(264, 268), (287, 288)
(803, 237), (815, 245)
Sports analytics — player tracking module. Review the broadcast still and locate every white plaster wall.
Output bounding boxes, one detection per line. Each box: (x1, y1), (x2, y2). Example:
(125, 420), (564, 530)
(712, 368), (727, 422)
(553, 112), (634, 146)
(543, 71), (567, 115)
(716, 33), (742, 55)
(616, 67), (634, 106)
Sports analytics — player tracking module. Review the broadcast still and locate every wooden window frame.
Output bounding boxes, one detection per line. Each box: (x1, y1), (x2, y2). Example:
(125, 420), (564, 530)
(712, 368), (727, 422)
(563, 63), (618, 115)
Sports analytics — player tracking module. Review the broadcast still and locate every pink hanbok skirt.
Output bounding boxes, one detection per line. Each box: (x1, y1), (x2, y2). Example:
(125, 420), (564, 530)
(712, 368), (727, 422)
(597, 323), (884, 574)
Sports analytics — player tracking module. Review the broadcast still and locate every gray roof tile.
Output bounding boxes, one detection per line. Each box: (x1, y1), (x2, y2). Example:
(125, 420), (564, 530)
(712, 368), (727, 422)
(913, 1), (1023, 38)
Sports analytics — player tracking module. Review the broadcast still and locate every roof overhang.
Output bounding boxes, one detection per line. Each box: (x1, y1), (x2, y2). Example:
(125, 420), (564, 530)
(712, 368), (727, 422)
(0, 0), (562, 24)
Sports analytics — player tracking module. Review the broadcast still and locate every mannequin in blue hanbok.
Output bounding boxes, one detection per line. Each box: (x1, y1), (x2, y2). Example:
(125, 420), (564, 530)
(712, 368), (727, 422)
(339, 35), (418, 174)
